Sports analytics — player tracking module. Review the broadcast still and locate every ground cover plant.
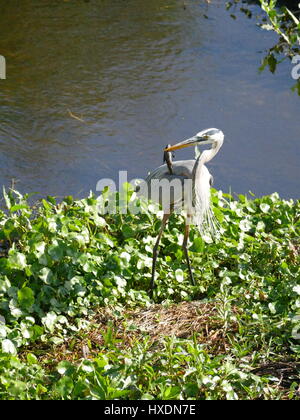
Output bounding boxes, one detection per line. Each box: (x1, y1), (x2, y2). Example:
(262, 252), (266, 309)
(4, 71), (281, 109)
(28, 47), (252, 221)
(0, 186), (299, 400)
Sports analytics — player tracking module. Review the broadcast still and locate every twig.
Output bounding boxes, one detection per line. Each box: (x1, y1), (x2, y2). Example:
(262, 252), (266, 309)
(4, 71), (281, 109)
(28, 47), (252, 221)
(68, 109), (86, 123)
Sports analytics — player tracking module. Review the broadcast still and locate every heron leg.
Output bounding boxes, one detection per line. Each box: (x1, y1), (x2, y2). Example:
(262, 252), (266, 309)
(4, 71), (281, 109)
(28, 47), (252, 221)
(182, 222), (195, 286)
(150, 213), (170, 293)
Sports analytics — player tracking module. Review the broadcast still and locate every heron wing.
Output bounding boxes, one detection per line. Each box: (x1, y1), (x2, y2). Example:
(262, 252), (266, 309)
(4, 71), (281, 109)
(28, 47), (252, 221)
(138, 160), (196, 212)
(145, 160), (195, 182)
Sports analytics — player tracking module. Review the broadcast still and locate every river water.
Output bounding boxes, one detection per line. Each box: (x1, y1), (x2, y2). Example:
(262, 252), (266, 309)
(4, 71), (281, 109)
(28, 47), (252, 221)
(0, 0), (299, 200)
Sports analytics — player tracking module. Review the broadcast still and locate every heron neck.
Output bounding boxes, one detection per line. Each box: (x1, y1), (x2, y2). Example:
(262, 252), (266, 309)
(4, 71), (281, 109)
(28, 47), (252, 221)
(191, 144), (221, 206)
(192, 145), (217, 179)
(202, 141), (222, 164)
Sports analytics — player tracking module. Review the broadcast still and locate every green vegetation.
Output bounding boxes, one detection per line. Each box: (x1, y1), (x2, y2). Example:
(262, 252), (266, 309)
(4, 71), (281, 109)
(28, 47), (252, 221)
(0, 187), (299, 399)
(259, 0), (300, 49)
(226, 0), (300, 93)
(258, 0), (300, 92)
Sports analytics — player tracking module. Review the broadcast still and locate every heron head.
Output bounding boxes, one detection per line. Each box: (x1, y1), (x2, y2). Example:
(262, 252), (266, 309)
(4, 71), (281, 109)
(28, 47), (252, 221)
(165, 128), (224, 152)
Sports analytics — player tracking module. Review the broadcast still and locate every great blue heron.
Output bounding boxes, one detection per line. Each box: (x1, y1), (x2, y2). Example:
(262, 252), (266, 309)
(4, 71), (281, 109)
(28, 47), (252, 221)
(139, 128), (224, 292)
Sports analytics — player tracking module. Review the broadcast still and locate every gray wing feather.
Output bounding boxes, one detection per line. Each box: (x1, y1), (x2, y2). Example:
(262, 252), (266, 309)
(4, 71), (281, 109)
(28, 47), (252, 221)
(145, 160), (195, 182)
(137, 160), (196, 212)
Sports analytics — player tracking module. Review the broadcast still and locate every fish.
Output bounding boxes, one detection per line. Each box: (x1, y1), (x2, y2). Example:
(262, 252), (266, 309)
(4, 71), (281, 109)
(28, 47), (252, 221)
(163, 144), (175, 175)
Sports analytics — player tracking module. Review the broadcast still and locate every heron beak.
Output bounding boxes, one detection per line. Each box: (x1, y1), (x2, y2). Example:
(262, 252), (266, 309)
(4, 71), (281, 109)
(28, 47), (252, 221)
(164, 135), (199, 152)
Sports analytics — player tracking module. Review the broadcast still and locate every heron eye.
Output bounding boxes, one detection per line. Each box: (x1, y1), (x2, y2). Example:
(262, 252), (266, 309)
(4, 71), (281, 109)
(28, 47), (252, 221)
(209, 175), (214, 186)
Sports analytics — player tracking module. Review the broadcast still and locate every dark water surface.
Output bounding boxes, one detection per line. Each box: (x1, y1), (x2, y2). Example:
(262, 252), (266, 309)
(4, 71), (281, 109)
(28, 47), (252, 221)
(0, 0), (299, 199)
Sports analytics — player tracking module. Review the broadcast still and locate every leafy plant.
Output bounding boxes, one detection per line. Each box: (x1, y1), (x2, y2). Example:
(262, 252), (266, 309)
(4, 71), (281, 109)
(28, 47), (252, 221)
(0, 187), (299, 399)
(226, 0), (300, 93)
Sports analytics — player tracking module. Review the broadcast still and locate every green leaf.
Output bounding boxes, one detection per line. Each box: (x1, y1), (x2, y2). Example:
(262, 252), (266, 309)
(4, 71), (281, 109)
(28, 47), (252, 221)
(239, 219), (252, 232)
(267, 54), (277, 74)
(260, 203), (270, 213)
(122, 224), (134, 238)
(36, 384), (48, 395)
(39, 267), (54, 284)
(10, 204), (29, 213)
(42, 312), (58, 333)
(57, 361), (74, 375)
(175, 269), (184, 283)
(3, 187), (12, 210)
(0, 325), (7, 338)
(292, 285), (300, 295)
(2, 339), (17, 355)
(56, 376), (74, 397)
(27, 353), (38, 365)
(8, 251), (27, 270)
(18, 287), (35, 309)
(48, 242), (65, 261)
(190, 237), (204, 253)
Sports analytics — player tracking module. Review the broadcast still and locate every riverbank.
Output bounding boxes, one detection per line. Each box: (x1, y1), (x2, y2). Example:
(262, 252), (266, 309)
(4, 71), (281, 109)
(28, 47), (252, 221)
(0, 188), (299, 399)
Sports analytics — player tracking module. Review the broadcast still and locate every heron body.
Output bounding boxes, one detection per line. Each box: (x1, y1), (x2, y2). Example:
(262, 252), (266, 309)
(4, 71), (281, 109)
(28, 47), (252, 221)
(139, 128), (224, 293)
(144, 159), (213, 217)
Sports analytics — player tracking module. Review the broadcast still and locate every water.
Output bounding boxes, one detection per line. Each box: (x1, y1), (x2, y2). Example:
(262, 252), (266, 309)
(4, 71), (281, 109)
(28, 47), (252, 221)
(0, 0), (299, 200)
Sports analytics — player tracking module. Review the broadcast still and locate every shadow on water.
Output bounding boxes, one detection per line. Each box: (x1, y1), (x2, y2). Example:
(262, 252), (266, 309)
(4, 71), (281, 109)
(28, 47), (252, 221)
(0, 0), (299, 199)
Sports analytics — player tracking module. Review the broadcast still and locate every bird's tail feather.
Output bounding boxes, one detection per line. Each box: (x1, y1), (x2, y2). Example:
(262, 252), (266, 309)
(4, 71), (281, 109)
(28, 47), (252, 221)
(192, 168), (220, 240)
